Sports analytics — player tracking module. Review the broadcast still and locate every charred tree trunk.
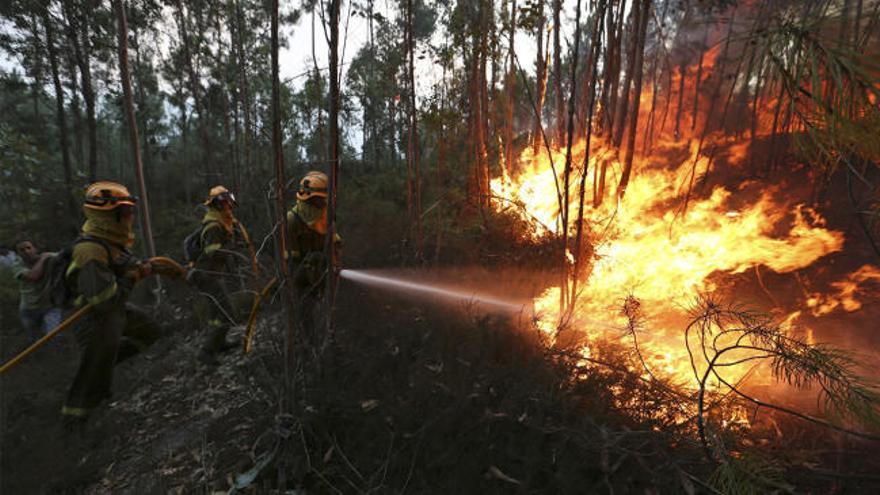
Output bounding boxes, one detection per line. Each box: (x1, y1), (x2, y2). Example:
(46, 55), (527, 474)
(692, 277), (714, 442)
(503, 0), (517, 179)
(532, 0), (548, 152)
(612, 3), (639, 148)
(617, 0), (650, 199)
(479, 3), (491, 208)
(114, 0), (156, 259)
(599, 0), (624, 135)
(577, 0), (607, 289)
(553, 0), (563, 144)
(560, 0), (588, 315)
(690, 25), (709, 132)
(673, 60), (686, 141)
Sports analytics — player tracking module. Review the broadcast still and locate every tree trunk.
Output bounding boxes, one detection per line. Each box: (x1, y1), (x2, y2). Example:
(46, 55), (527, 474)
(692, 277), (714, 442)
(311, 6), (326, 161)
(270, 0), (296, 417)
(560, 0), (587, 315)
(479, 2), (491, 208)
(325, 0), (342, 340)
(113, 0), (156, 259)
(612, 2), (639, 148)
(504, 0), (517, 179)
(691, 25), (709, 132)
(28, 13), (44, 122)
(599, 0), (623, 135)
(617, 0), (650, 199)
(234, 0), (251, 179)
(576, 0), (607, 290)
(173, 0), (211, 175)
(43, 9), (76, 226)
(553, 0), (563, 144)
(406, 0), (423, 256)
(64, 44), (84, 171)
(532, 0), (548, 152)
(673, 60), (686, 140)
(64, 2), (98, 182)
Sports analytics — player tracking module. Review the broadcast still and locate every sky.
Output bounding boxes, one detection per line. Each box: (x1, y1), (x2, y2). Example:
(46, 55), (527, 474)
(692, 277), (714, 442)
(0, 0), (592, 144)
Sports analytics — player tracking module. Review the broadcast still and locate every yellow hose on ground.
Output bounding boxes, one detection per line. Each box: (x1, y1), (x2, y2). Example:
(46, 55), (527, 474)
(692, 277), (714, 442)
(0, 304), (93, 375)
(243, 277), (278, 355)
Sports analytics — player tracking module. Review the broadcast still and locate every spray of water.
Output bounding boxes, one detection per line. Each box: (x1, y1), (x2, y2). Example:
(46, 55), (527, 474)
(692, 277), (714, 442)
(339, 269), (624, 332)
(339, 269), (528, 314)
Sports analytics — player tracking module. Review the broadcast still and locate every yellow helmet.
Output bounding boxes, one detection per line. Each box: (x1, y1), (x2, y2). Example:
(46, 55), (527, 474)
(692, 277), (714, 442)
(296, 171), (329, 201)
(204, 185), (237, 206)
(83, 181), (138, 210)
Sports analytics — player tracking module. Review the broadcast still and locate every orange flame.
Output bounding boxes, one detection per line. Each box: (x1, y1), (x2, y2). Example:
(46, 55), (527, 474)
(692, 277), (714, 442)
(492, 131), (846, 388)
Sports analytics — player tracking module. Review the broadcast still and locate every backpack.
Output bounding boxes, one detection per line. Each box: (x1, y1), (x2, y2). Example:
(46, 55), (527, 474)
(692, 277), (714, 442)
(44, 235), (113, 308)
(183, 221), (219, 265)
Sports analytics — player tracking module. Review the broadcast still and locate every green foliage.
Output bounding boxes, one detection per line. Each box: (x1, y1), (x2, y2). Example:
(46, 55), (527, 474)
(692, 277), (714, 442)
(708, 452), (790, 495)
(759, 8), (880, 179)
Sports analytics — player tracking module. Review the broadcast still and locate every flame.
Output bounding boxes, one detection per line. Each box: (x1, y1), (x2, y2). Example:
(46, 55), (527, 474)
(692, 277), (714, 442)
(806, 264), (880, 316)
(492, 130), (846, 388)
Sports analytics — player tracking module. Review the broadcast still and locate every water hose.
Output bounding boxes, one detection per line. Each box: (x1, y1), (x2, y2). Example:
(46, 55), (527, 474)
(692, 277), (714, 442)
(243, 277), (278, 354)
(147, 256), (188, 278)
(0, 304), (93, 375)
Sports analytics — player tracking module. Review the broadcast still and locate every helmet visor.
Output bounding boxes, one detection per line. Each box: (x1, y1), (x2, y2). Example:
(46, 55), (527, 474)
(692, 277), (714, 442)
(85, 192), (139, 209)
(216, 191), (237, 206)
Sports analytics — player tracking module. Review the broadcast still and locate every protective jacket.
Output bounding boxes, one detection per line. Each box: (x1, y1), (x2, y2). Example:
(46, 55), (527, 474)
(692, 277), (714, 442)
(285, 200), (341, 270)
(192, 207), (243, 357)
(62, 209), (150, 419)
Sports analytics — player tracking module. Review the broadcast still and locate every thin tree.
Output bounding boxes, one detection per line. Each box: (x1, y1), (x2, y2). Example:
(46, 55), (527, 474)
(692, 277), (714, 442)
(560, 0), (587, 315)
(611, 2), (638, 148)
(503, 0), (517, 179)
(325, 0), (342, 342)
(532, 0), (548, 152)
(572, 0), (606, 305)
(270, 0), (295, 387)
(62, 1), (97, 182)
(113, 0), (156, 260)
(172, 0), (211, 176)
(617, 0), (650, 199)
(553, 0), (563, 144)
(405, 0), (423, 258)
(42, 5), (76, 226)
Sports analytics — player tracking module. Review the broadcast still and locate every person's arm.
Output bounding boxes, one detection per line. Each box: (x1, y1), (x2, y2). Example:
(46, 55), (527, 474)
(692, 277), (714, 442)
(18, 252), (53, 282)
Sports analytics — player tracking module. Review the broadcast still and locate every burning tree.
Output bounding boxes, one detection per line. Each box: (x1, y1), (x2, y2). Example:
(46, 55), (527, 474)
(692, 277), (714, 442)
(490, 1), (880, 490)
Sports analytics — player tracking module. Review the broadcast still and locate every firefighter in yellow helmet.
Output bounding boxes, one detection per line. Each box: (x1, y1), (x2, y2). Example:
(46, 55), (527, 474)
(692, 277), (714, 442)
(286, 171), (341, 339)
(62, 182), (159, 427)
(190, 185), (245, 365)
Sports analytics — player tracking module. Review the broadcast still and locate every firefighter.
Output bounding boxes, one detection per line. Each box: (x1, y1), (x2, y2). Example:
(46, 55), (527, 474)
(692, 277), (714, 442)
(62, 182), (157, 427)
(286, 171), (341, 339)
(190, 185), (244, 365)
